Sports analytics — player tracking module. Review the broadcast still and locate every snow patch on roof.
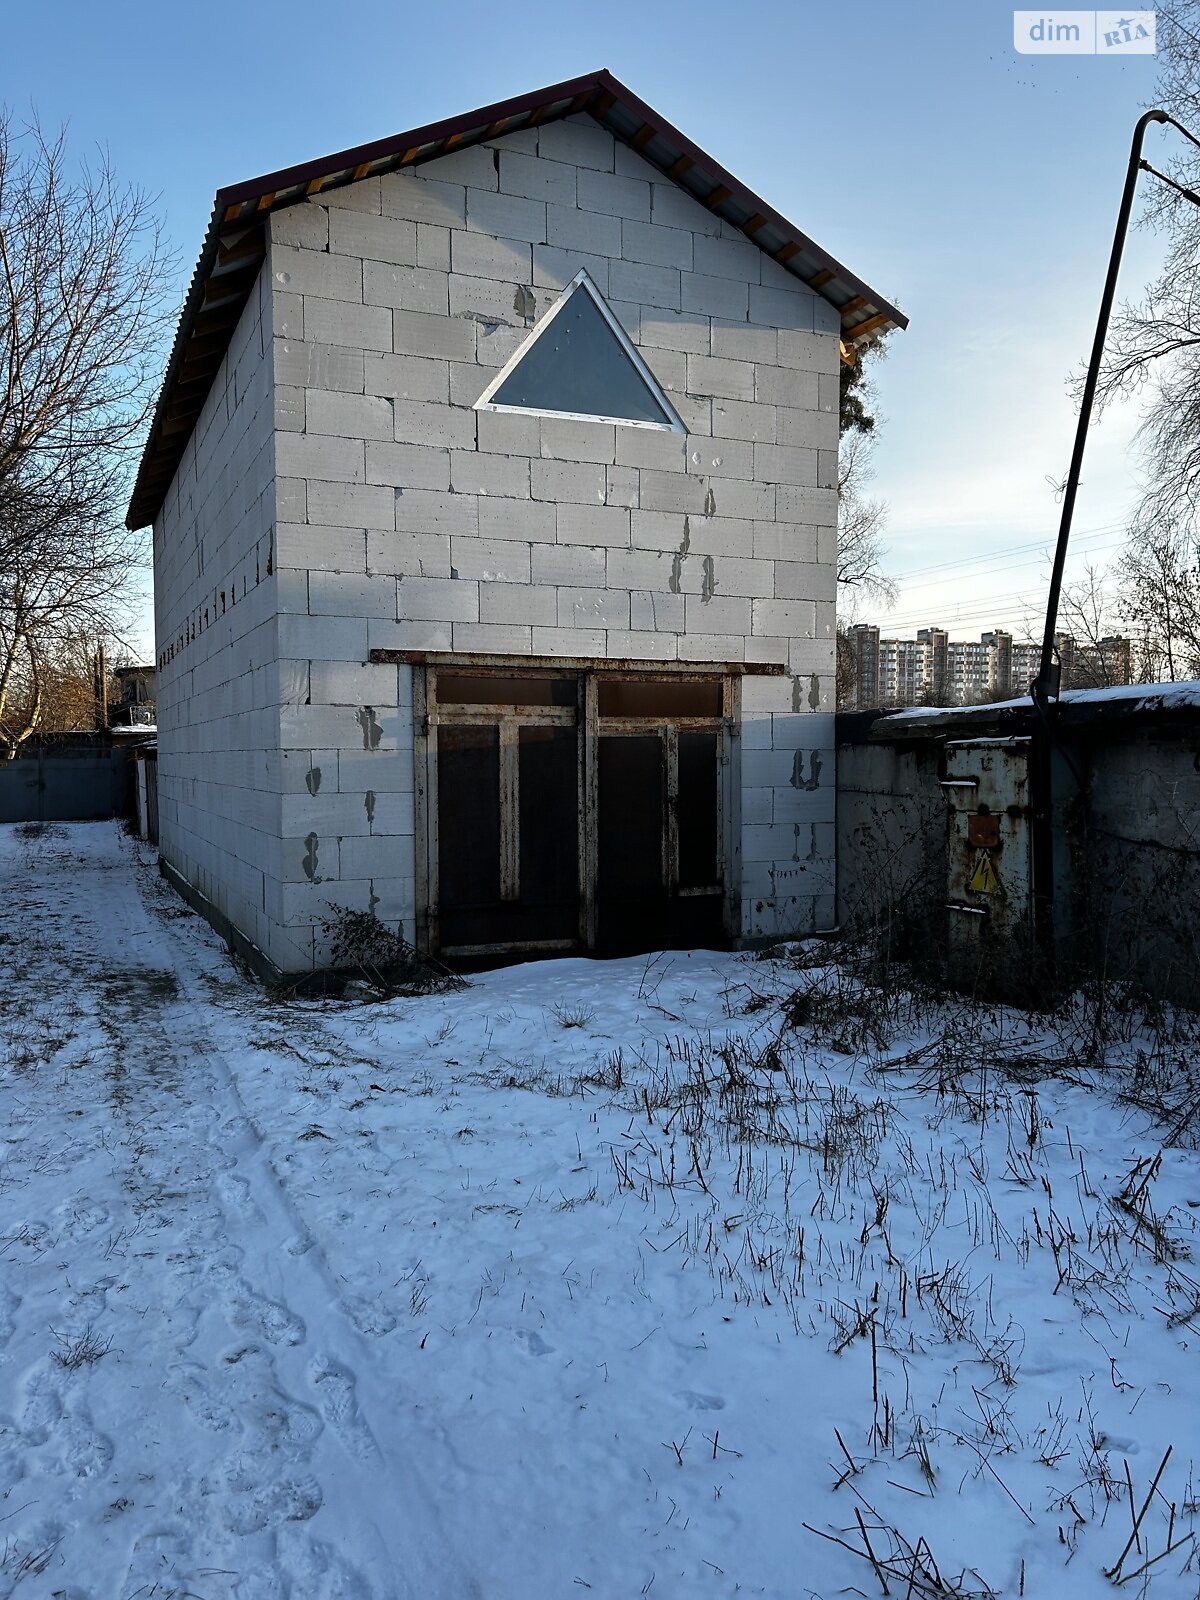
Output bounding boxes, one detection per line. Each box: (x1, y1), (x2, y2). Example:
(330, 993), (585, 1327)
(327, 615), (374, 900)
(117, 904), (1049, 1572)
(884, 680), (1200, 721)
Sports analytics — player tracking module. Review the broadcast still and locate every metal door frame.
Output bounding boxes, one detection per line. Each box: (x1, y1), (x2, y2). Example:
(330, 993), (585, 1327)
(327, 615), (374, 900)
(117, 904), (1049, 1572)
(412, 656), (745, 959)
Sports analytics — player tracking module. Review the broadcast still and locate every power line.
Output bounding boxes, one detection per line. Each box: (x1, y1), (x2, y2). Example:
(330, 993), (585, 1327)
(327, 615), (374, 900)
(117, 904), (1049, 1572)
(865, 527), (1129, 635)
(881, 587), (1058, 621)
(881, 596), (1049, 621)
(889, 520), (1127, 579)
(891, 537), (1125, 595)
(891, 532), (1124, 587)
(881, 521), (1127, 585)
(874, 618), (1042, 638)
(870, 595), (1068, 630)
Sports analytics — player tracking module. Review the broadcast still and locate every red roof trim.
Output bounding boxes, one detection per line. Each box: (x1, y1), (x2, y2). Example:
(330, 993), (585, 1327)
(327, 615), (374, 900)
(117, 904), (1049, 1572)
(216, 73), (608, 209)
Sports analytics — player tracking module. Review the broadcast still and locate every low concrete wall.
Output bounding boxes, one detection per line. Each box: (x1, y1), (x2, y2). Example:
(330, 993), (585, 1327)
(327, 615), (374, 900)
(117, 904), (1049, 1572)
(837, 694), (1200, 1007)
(836, 738), (945, 957)
(0, 745), (133, 824)
(1084, 735), (1200, 1001)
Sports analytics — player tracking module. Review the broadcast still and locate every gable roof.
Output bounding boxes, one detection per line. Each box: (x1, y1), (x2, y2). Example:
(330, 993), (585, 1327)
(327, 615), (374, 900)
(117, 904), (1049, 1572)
(127, 69), (906, 530)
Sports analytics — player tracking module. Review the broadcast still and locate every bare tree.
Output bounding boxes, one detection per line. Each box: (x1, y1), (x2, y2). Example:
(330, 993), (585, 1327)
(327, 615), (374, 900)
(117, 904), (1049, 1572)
(0, 112), (170, 756)
(834, 622), (857, 710)
(1116, 517), (1200, 679)
(2, 637), (107, 737)
(1097, 7), (1200, 525)
(1054, 563), (1129, 686)
(837, 427), (897, 606)
(834, 341), (897, 710)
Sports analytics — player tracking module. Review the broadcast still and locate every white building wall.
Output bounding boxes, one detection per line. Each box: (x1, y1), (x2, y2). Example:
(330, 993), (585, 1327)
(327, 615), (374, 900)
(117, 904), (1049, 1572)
(151, 269), (300, 966)
(265, 115), (842, 962)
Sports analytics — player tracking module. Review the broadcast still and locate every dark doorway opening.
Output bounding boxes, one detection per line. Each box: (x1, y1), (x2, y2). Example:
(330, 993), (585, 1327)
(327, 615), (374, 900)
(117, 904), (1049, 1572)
(595, 726), (724, 956)
(421, 664), (735, 961)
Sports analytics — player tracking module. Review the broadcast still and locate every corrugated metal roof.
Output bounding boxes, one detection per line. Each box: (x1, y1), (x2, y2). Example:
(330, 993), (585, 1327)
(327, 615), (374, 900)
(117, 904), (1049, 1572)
(127, 69), (906, 529)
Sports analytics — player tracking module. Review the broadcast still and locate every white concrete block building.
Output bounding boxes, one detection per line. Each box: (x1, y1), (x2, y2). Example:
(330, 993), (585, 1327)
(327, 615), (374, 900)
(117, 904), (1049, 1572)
(129, 72), (905, 976)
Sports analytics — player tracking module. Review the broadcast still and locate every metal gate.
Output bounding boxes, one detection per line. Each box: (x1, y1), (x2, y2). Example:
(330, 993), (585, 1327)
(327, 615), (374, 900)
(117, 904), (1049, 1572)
(942, 737), (1034, 990)
(0, 744), (132, 824)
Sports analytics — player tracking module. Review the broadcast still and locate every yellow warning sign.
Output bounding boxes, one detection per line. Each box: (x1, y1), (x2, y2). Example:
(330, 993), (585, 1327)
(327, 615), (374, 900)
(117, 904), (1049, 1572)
(968, 851), (1001, 895)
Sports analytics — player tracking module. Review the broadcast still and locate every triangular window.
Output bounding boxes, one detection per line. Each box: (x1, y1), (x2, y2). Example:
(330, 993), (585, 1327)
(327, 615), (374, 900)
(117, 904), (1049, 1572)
(475, 272), (683, 431)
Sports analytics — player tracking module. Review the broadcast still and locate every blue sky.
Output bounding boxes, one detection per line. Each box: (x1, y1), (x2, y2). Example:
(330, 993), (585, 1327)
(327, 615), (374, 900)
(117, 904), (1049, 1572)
(2, 0), (1167, 650)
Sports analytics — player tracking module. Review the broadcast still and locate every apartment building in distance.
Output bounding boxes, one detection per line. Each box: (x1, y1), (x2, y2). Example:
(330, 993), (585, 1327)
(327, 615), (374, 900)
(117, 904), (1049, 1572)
(849, 624), (1131, 709)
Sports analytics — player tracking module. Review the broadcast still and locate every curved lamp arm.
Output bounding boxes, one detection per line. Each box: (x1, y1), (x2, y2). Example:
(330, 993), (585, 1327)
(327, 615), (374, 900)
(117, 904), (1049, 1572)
(1032, 108), (1176, 706)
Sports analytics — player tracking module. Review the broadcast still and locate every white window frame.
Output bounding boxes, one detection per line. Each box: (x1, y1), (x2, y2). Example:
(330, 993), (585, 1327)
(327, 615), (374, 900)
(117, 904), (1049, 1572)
(473, 270), (685, 433)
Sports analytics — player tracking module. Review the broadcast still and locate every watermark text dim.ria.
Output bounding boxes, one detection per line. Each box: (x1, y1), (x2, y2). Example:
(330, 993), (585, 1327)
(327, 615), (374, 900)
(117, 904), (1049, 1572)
(1013, 11), (1156, 53)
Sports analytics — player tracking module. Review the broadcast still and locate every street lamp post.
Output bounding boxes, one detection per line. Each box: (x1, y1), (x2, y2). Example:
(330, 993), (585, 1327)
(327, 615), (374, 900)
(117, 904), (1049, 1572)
(1032, 109), (1170, 704)
(1029, 109), (1200, 987)
(1034, 108), (1200, 704)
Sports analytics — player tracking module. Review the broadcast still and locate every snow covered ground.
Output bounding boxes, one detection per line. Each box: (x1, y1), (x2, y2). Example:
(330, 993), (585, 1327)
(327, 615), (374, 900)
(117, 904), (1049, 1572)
(1, 822), (1198, 1600)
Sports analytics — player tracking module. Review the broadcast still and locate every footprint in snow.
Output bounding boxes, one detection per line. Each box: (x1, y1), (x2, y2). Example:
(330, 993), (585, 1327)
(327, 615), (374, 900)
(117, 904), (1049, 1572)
(165, 1361), (241, 1434)
(170, 1235), (244, 1290)
(163, 1287), (211, 1351)
(220, 1112), (257, 1141)
(231, 1286), (306, 1347)
(0, 1284), (21, 1346)
(122, 1526), (193, 1597)
(250, 1390), (324, 1457)
(340, 1294), (397, 1338)
(309, 1352), (380, 1463)
(277, 1526), (375, 1600)
(0, 1414), (25, 1482)
(217, 1172), (266, 1226)
(234, 1556), (290, 1600)
(178, 1102), (221, 1136)
(221, 1455), (323, 1535)
(20, 1365), (64, 1444)
(53, 1200), (110, 1241)
(514, 1330), (554, 1357)
(65, 1274), (116, 1317)
(679, 1390), (726, 1411)
(11, 1219), (50, 1257)
(55, 1410), (114, 1480)
(4, 1517), (66, 1586)
(208, 1246), (249, 1287)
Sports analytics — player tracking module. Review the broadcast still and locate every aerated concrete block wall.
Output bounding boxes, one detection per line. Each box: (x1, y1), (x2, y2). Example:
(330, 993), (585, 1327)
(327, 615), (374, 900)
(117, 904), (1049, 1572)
(266, 114), (842, 964)
(152, 270), (293, 964)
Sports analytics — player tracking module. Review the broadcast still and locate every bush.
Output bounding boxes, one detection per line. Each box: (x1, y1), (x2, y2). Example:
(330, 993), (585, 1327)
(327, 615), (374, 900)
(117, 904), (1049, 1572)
(319, 907), (466, 999)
